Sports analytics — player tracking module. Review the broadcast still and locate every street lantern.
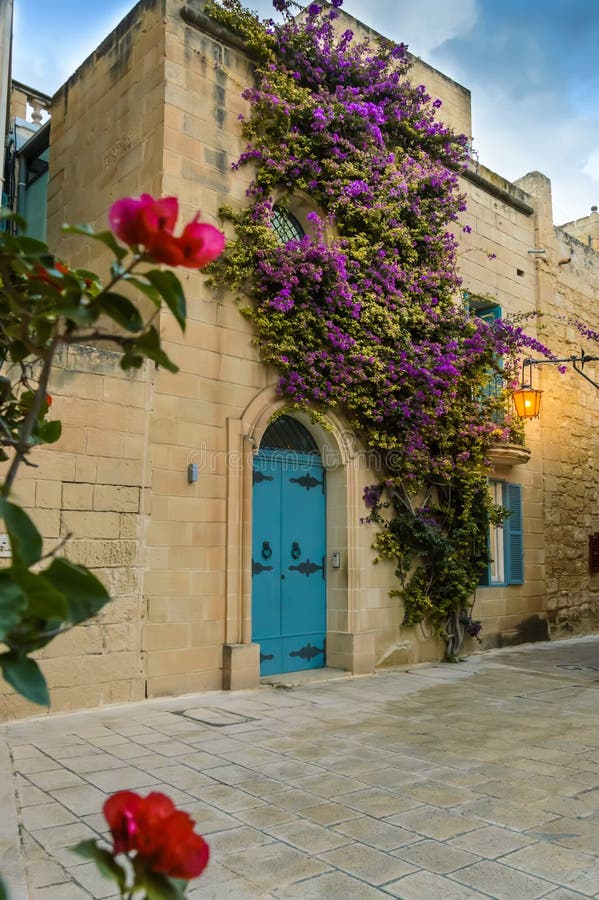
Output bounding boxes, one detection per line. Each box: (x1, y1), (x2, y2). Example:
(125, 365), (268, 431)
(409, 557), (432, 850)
(511, 352), (598, 419)
(512, 384), (542, 418)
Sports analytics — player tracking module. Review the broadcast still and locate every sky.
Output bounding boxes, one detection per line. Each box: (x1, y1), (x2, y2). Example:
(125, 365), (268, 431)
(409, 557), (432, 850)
(11, 0), (599, 225)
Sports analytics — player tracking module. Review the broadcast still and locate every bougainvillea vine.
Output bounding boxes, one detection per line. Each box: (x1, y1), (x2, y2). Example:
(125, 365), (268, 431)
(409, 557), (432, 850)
(206, 0), (564, 650)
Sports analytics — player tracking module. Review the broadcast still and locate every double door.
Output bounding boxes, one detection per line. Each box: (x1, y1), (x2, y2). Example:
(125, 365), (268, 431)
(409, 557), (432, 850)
(252, 450), (326, 676)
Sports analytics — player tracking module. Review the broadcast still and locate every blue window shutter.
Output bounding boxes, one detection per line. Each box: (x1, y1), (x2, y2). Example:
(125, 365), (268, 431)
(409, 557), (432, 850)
(476, 304), (502, 323)
(504, 483), (524, 584)
(479, 527), (491, 586)
(472, 305), (503, 400)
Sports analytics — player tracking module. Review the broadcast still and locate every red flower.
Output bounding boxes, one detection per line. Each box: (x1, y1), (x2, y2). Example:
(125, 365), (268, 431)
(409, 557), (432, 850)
(173, 216), (226, 268)
(29, 260), (71, 286)
(109, 195), (178, 248)
(103, 790), (209, 880)
(108, 195), (225, 269)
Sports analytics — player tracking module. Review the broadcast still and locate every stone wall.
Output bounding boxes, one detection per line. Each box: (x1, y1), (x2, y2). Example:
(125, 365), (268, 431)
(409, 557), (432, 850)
(0, 0), (168, 719)
(0, 346), (152, 719)
(518, 175), (599, 635)
(559, 206), (599, 251)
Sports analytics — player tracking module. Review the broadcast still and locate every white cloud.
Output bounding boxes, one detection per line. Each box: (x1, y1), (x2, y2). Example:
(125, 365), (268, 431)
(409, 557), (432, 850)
(249, 0), (479, 55)
(582, 148), (599, 182)
(342, 0), (479, 57)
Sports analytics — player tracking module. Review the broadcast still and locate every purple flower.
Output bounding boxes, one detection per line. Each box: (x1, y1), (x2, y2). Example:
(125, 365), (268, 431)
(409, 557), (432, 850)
(363, 484), (383, 509)
(269, 288), (295, 312)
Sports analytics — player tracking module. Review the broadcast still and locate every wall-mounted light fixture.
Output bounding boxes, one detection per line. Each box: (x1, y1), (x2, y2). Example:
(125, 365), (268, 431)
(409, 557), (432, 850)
(512, 351), (599, 418)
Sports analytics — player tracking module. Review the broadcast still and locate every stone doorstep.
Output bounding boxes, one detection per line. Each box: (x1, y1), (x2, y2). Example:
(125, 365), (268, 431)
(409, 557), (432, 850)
(260, 667), (353, 689)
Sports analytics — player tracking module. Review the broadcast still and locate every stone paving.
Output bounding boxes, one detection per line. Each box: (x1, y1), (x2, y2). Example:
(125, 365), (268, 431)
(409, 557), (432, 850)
(3, 635), (599, 898)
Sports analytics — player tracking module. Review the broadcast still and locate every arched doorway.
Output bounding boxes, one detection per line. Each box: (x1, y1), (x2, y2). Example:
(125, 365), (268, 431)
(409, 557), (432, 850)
(252, 415), (326, 676)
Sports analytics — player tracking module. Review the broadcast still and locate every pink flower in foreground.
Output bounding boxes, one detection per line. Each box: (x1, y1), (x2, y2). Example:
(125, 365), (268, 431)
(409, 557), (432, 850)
(109, 195), (178, 247)
(109, 195), (225, 269)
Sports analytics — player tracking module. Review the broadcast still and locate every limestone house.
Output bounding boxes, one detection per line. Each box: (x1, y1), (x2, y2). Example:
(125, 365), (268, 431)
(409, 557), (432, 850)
(1, 0), (598, 719)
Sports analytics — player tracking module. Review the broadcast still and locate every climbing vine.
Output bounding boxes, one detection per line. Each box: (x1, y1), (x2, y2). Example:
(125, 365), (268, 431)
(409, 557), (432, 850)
(206, 0), (560, 649)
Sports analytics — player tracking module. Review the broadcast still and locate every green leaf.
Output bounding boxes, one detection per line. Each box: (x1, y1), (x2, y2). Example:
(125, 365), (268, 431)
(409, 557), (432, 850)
(133, 326), (179, 373)
(122, 274), (161, 306)
(8, 340), (29, 363)
(0, 375), (11, 401)
(0, 500), (43, 566)
(72, 839), (102, 860)
(0, 571), (26, 642)
(139, 871), (188, 900)
(73, 268), (100, 284)
(54, 298), (98, 326)
(97, 292), (144, 332)
(44, 558), (111, 625)
(31, 318), (54, 346)
(11, 235), (49, 255)
(62, 225), (128, 261)
(12, 569), (69, 620)
(0, 653), (49, 705)
(0, 872), (8, 900)
(73, 840), (127, 889)
(145, 269), (187, 331)
(36, 420), (62, 444)
(120, 353), (144, 371)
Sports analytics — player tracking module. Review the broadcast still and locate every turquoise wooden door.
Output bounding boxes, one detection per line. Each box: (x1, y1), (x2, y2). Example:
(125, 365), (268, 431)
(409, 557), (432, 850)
(252, 447), (326, 676)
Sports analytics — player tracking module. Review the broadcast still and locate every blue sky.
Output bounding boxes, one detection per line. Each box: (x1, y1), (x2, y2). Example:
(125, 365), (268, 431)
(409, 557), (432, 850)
(12, 0), (599, 225)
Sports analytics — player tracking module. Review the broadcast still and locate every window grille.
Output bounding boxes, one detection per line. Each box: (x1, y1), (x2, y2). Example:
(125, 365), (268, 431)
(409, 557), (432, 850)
(260, 415), (319, 454)
(272, 206), (305, 245)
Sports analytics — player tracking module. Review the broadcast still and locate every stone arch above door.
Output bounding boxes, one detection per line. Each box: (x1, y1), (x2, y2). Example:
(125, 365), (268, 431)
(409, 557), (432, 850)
(222, 385), (375, 690)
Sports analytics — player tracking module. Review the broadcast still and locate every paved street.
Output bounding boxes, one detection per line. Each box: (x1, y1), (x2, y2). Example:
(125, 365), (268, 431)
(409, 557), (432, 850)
(3, 636), (599, 898)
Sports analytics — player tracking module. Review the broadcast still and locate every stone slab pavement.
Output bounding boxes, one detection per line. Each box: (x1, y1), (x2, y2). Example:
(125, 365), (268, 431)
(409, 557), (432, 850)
(3, 635), (599, 898)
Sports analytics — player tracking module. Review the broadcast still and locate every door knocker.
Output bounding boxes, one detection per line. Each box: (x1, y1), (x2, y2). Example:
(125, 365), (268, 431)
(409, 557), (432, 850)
(291, 541), (301, 559)
(262, 541), (272, 560)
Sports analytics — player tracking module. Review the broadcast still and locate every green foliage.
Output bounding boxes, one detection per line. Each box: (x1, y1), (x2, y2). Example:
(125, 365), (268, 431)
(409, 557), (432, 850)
(73, 840), (189, 899)
(206, 0), (525, 649)
(73, 840), (128, 893)
(0, 502), (111, 705)
(372, 478), (504, 635)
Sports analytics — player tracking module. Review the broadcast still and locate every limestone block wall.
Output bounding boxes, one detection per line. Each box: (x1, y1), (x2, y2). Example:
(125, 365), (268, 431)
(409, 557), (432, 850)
(516, 173), (599, 635)
(0, 0), (169, 720)
(539, 284), (599, 634)
(139, 1), (269, 697)
(449, 167), (546, 646)
(0, 346), (152, 719)
(560, 207), (599, 252)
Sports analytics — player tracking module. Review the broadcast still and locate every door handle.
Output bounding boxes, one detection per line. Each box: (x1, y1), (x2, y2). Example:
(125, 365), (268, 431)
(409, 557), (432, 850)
(291, 542), (301, 559)
(262, 541), (272, 560)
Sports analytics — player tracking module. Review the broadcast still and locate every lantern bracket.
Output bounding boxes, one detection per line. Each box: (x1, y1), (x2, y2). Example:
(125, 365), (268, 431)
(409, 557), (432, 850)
(523, 351), (599, 391)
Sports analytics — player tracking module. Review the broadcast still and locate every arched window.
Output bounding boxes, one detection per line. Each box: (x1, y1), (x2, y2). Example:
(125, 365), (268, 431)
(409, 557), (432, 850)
(260, 415), (319, 454)
(271, 205), (305, 245)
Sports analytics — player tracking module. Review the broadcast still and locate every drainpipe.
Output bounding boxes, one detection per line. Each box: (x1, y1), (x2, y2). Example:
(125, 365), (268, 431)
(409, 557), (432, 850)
(0, 0), (14, 200)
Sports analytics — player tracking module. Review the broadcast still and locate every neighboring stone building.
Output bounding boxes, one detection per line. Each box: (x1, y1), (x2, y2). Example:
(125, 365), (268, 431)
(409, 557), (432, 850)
(0, 0), (597, 718)
(560, 205), (599, 252)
